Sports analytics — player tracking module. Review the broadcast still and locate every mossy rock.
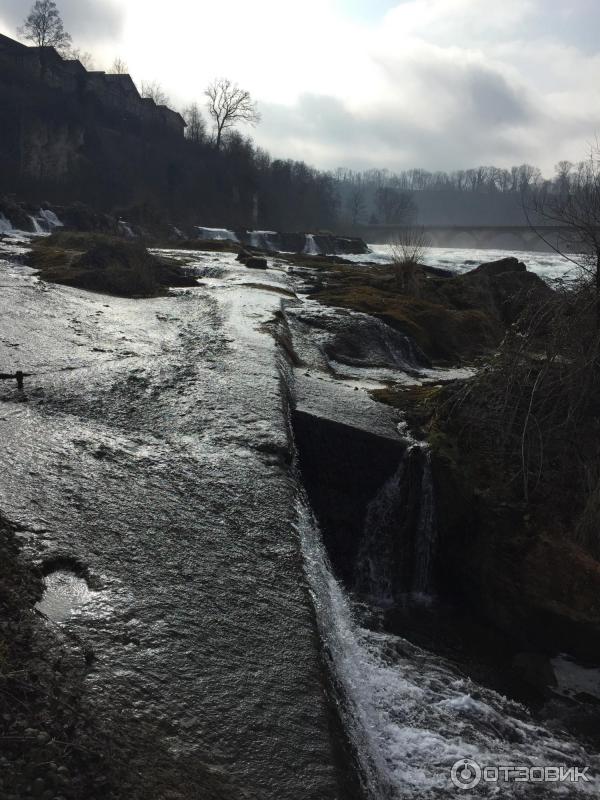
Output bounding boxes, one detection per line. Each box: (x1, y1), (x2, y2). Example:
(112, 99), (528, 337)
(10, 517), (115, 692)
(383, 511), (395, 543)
(28, 234), (197, 297)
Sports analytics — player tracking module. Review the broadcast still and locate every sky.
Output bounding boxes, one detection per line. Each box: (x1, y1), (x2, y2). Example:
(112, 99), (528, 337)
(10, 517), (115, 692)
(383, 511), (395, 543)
(2, 0), (599, 175)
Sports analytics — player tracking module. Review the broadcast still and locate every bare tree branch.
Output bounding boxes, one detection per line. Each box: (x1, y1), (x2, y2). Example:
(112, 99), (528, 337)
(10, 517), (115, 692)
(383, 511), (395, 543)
(205, 78), (260, 150)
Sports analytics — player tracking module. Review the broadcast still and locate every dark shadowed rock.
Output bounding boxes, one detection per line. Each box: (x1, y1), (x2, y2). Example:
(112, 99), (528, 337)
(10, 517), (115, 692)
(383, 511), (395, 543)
(469, 257), (527, 276)
(512, 653), (557, 693)
(244, 257), (268, 270)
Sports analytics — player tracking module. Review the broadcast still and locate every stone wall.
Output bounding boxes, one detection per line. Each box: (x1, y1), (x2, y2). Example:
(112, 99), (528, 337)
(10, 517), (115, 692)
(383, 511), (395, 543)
(0, 33), (185, 138)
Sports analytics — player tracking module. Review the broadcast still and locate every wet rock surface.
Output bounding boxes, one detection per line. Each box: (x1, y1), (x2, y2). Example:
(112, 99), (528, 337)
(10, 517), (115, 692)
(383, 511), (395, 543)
(0, 245), (340, 799)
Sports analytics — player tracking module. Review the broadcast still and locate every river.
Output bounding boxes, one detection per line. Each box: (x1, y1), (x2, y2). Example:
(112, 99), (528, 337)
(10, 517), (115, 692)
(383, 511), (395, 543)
(0, 236), (597, 798)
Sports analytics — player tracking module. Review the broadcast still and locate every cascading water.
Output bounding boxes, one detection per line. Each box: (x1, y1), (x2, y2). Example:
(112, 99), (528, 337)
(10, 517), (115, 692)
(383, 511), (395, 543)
(0, 213), (13, 234)
(297, 491), (600, 798)
(304, 233), (320, 255)
(354, 443), (437, 606)
(39, 208), (63, 229)
(412, 449), (436, 595)
(195, 226), (239, 242)
(249, 230), (277, 250)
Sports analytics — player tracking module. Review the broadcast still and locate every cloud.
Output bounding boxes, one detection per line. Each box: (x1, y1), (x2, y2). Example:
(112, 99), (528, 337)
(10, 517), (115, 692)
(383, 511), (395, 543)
(0, 0), (123, 44)
(1, 0), (599, 173)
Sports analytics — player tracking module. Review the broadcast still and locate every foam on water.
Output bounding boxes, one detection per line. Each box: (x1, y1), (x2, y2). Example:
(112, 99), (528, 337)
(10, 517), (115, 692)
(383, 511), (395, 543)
(196, 226), (239, 242)
(39, 208), (63, 229)
(0, 214), (13, 234)
(345, 244), (578, 285)
(304, 233), (320, 255)
(297, 495), (599, 798)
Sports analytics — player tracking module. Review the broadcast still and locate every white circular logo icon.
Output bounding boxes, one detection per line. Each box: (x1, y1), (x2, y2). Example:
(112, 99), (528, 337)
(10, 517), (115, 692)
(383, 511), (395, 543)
(451, 759), (482, 790)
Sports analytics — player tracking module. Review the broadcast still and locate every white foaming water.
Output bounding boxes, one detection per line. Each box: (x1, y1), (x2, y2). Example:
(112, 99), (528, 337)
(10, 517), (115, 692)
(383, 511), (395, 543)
(118, 220), (135, 238)
(250, 230), (277, 249)
(196, 226), (239, 242)
(297, 495), (599, 798)
(304, 233), (320, 255)
(30, 215), (44, 233)
(0, 214), (13, 234)
(39, 208), (63, 229)
(355, 443), (437, 606)
(345, 244), (578, 285)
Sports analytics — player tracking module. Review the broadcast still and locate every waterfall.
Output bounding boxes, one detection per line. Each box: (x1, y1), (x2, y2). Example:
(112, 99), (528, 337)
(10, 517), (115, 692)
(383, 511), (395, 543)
(195, 226), (239, 242)
(304, 234), (320, 255)
(39, 209), (63, 229)
(0, 214), (14, 234)
(249, 230), (277, 250)
(297, 491), (598, 799)
(295, 494), (394, 799)
(355, 443), (438, 605)
(412, 450), (437, 595)
(118, 220), (135, 238)
(29, 216), (44, 233)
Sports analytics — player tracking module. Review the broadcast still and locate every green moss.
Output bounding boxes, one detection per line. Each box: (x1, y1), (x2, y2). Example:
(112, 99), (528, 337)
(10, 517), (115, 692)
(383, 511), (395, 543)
(315, 283), (499, 363)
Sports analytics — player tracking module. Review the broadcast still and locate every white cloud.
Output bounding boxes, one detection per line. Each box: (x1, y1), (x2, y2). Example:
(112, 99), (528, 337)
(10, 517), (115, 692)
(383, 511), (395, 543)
(2, 0), (599, 173)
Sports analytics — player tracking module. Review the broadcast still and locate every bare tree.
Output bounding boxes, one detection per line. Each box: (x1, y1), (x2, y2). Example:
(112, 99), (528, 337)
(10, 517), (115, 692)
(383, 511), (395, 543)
(19, 0), (71, 54)
(347, 184), (366, 227)
(527, 149), (600, 320)
(110, 57), (128, 75)
(69, 47), (94, 69)
(141, 81), (169, 106)
(183, 103), (206, 144)
(205, 78), (260, 151)
(375, 186), (415, 225)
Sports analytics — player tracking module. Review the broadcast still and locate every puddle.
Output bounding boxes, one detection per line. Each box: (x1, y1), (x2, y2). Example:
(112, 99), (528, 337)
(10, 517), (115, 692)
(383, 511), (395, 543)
(36, 570), (97, 622)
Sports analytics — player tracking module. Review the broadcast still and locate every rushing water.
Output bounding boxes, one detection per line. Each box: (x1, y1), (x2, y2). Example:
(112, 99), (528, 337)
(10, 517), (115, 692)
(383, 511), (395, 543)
(298, 495), (600, 798)
(344, 244), (579, 284)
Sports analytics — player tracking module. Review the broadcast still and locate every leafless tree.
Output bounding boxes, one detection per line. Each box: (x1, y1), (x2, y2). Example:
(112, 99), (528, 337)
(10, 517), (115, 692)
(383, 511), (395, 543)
(347, 184), (366, 227)
(19, 0), (72, 54)
(375, 186), (415, 225)
(110, 57), (128, 75)
(527, 149), (600, 314)
(182, 103), (206, 144)
(69, 47), (94, 69)
(205, 78), (260, 151)
(141, 81), (169, 106)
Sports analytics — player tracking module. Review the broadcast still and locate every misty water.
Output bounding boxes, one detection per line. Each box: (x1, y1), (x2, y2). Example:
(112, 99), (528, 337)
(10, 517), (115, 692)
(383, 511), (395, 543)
(345, 244), (579, 284)
(0, 235), (597, 797)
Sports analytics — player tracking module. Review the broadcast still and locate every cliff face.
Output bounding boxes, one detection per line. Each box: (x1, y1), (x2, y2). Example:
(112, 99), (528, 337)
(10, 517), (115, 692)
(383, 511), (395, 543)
(0, 33), (198, 215)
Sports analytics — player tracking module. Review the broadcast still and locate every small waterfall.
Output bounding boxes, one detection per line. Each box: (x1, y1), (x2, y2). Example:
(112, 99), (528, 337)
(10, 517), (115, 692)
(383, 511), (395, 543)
(412, 450), (436, 595)
(298, 491), (598, 799)
(29, 216), (44, 233)
(249, 230), (277, 251)
(29, 209), (64, 233)
(303, 234), (320, 255)
(0, 213), (14, 234)
(118, 220), (135, 238)
(355, 443), (438, 605)
(195, 226), (238, 242)
(39, 208), (63, 229)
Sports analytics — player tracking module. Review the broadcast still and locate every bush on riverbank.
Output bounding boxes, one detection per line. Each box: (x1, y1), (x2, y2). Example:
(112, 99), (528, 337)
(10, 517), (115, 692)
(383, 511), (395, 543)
(28, 233), (198, 297)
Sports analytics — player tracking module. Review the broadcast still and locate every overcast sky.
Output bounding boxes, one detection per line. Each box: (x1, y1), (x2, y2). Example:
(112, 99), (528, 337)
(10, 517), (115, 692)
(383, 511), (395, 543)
(1, 0), (598, 175)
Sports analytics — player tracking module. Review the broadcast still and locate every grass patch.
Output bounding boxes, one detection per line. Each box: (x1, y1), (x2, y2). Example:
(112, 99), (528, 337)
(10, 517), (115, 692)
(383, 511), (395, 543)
(28, 234), (198, 297)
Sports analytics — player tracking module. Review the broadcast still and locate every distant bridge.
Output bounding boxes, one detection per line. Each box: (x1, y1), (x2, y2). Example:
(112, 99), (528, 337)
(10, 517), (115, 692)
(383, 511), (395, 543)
(359, 225), (579, 252)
